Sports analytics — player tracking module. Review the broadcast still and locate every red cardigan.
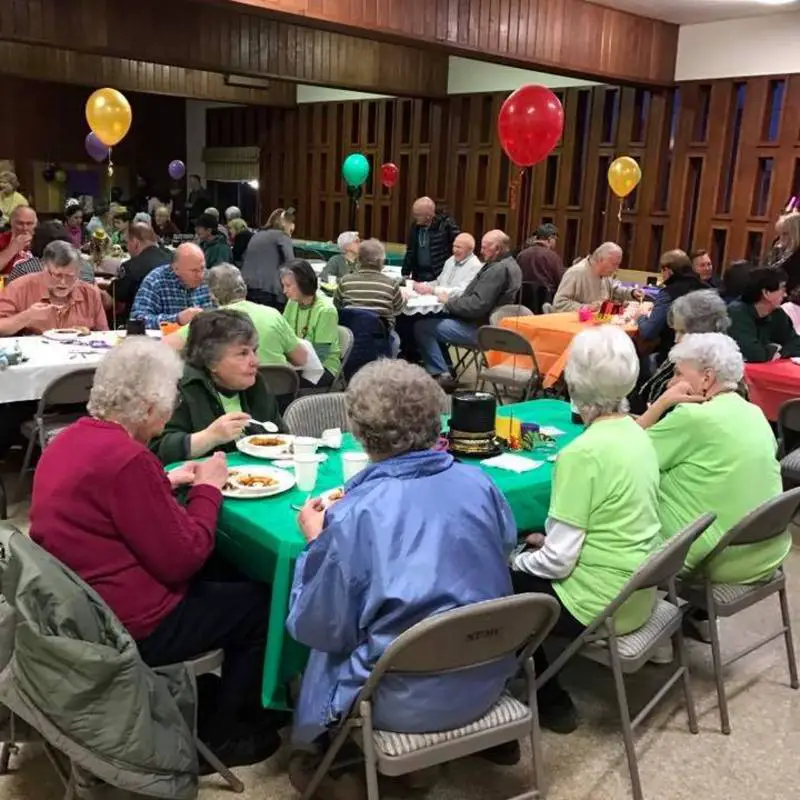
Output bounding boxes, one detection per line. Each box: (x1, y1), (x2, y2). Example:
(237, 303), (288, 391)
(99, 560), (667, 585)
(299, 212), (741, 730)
(30, 417), (221, 640)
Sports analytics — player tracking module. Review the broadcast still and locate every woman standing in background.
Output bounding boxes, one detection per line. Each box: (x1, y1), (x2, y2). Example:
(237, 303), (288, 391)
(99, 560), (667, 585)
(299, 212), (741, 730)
(241, 207), (295, 311)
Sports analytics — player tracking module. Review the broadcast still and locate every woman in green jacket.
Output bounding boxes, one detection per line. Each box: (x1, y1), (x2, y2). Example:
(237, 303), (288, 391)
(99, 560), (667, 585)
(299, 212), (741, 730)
(151, 308), (286, 465)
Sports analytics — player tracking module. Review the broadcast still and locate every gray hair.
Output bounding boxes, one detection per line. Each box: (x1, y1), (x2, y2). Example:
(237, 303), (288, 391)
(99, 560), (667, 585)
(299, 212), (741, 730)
(207, 263), (247, 305)
(133, 212), (152, 225)
(359, 238), (385, 269)
(337, 231), (359, 250)
(88, 338), (183, 427)
(204, 207), (220, 221)
(42, 240), (81, 269)
(565, 326), (638, 423)
(185, 308), (257, 370)
(591, 242), (623, 263)
(669, 333), (743, 389)
(225, 206), (242, 222)
(347, 360), (445, 459)
(670, 290), (731, 334)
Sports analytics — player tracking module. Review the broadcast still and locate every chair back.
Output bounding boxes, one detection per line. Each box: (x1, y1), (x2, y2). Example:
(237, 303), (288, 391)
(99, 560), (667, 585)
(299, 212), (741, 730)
(490, 305), (534, 326)
(357, 595), (560, 703)
(541, 302), (554, 314)
(778, 399), (800, 456)
(337, 307), (391, 379)
(284, 393), (349, 438)
(257, 364), (299, 401)
(337, 325), (355, 373)
(520, 282), (550, 314)
(37, 368), (97, 417)
(478, 326), (537, 359)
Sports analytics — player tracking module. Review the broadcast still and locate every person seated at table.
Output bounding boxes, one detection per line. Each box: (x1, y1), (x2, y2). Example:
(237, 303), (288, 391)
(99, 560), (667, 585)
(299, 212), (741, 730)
(637, 333), (789, 636)
(153, 204), (180, 241)
(0, 204), (36, 275)
(511, 325), (661, 730)
(151, 308), (286, 465)
(287, 359), (518, 793)
(281, 259), (342, 387)
(8, 220), (94, 284)
(110, 209), (131, 249)
(320, 230), (359, 282)
(690, 248), (721, 289)
(241, 207), (296, 310)
(727, 267), (800, 362)
(413, 229), (521, 390)
(412, 232), (483, 300)
(517, 223), (565, 297)
(335, 238), (404, 356)
(130, 242), (213, 330)
(0, 241), (108, 336)
(228, 217), (254, 267)
(552, 242), (642, 312)
(63, 199), (85, 248)
(195, 212), (232, 269)
(29, 337), (281, 768)
(720, 259), (753, 304)
(0, 170), (28, 225)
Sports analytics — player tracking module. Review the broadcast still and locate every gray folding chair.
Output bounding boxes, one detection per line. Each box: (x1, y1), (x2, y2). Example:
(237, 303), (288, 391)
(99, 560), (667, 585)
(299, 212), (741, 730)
(17, 367), (96, 499)
(258, 364), (300, 404)
(777, 399), (800, 487)
(477, 326), (541, 403)
(300, 594), (561, 800)
(536, 514), (716, 800)
(490, 305), (535, 326)
(284, 393), (350, 438)
(678, 488), (800, 735)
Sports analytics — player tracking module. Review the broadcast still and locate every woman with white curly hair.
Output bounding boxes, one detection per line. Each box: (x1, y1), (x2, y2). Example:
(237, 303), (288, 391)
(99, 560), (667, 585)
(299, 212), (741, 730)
(638, 333), (789, 635)
(30, 337), (281, 769)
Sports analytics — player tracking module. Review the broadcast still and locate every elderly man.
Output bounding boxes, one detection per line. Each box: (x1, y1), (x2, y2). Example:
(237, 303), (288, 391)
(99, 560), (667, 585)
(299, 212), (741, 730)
(130, 242), (213, 329)
(0, 205), (37, 275)
(0, 241), (108, 335)
(517, 223), (565, 296)
(690, 248), (721, 289)
(402, 196), (460, 283)
(195, 212), (232, 268)
(320, 231), (359, 282)
(552, 242), (641, 312)
(413, 232), (482, 300)
(224, 206), (242, 223)
(109, 223), (172, 316)
(414, 229), (522, 388)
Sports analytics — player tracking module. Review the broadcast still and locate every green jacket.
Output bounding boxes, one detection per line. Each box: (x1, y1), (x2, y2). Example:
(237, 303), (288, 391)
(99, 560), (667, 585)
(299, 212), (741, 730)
(150, 363), (286, 465)
(199, 232), (232, 268)
(728, 300), (800, 362)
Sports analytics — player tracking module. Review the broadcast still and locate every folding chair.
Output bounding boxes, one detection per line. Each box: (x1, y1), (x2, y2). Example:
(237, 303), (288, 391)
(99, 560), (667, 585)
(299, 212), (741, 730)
(284, 393), (350, 438)
(16, 368), (96, 499)
(258, 364), (300, 404)
(678, 488), (800, 735)
(477, 326), (541, 403)
(536, 514), (716, 800)
(330, 326), (354, 392)
(300, 594), (561, 800)
(490, 305), (535, 326)
(776, 399), (800, 487)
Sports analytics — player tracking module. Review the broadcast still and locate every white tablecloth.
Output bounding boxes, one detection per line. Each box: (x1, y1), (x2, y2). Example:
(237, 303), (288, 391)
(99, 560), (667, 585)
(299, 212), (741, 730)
(402, 294), (445, 316)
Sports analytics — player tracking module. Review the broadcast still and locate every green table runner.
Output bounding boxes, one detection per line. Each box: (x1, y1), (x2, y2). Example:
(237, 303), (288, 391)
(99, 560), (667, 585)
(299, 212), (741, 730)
(293, 239), (406, 267)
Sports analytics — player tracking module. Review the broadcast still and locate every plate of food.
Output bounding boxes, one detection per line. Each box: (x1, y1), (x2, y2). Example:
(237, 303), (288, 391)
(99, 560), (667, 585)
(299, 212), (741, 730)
(43, 327), (91, 341)
(222, 466), (295, 499)
(236, 434), (295, 459)
(320, 486), (346, 508)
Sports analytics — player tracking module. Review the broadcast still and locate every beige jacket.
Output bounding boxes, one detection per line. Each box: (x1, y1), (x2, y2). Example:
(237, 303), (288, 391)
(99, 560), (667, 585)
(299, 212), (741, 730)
(552, 257), (633, 312)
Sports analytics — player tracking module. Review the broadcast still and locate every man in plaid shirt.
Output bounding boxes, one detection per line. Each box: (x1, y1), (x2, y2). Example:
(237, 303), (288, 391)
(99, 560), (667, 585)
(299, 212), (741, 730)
(130, 243), (213, 329)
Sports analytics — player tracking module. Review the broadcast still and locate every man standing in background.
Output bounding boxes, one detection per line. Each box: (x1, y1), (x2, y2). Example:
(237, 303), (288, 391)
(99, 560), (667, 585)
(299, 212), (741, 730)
(402, 196), (460, 283)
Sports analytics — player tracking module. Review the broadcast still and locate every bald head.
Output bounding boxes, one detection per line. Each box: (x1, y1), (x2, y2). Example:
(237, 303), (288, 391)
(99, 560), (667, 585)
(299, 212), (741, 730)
(412, 196), (436, 226)
(480, 229), (510, 263)
(452, 232), (475, 262)
(10, 205), (36, 237)
(173, 242), (207, 289)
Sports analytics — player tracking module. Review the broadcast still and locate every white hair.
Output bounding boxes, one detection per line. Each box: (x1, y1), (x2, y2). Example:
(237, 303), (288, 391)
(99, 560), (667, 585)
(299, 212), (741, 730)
(133, 212), (152, 225)
(337, 231), (359, 250)
(669, 333), (743, 389)
(207, 263), (247, 305)
(359, 238), (385, 268)
(565, 326), (638, 422)
(591, 242), (623, 262)
(88, 338), (183, 428)
(225, 206), (242, 222)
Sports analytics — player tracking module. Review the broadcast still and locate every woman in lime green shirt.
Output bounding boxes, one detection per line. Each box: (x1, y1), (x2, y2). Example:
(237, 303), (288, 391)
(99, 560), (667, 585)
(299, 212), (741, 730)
(282, 259), (342, 388)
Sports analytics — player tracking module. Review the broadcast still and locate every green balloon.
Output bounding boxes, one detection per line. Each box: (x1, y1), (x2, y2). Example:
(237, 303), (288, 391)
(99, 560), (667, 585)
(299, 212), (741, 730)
(342, 153), (370, 187)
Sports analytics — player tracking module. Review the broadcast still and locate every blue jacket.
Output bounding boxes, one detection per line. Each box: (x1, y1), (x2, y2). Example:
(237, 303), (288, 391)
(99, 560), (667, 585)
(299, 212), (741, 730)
(286, 450), (518, 744)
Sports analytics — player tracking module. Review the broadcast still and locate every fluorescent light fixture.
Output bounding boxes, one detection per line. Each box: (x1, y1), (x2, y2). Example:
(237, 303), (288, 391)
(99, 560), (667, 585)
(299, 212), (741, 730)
(247, 179), (260, 190)
(225, 74), (271, 90)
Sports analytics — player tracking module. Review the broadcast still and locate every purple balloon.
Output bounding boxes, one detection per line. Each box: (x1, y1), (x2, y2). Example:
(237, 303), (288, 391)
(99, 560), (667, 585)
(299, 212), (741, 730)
(168, 160), (186, 180)
(85, 132), (109, 163)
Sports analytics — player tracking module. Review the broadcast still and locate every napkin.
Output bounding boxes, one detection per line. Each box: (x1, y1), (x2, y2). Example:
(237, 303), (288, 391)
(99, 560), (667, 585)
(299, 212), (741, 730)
(539, 426), (565, 437)
(481, 454), (543, 473)
(298, 339), (325, 385)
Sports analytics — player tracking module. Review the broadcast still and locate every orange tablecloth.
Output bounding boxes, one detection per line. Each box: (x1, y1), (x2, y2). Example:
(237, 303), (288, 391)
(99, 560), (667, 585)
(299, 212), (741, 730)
(488, 313), (637, 388)
(744, 361), (800, 421)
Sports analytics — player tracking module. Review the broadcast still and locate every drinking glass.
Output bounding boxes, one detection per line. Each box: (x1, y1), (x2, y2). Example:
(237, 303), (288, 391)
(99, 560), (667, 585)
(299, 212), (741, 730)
(342, 451), (369, 482)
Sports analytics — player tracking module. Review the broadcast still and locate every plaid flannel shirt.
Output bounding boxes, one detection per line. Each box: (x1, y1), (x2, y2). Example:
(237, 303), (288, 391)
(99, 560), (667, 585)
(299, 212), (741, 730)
(130, 264), (213, 328)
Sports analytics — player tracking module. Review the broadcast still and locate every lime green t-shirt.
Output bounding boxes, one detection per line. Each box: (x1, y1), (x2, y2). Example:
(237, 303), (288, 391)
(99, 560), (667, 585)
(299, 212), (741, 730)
(217, 392), (242, 414)
(648, 392), (789, 583)
(177, 300), (300, 367)
(549, 416), (661, 634)
(283, 293), (342, 377)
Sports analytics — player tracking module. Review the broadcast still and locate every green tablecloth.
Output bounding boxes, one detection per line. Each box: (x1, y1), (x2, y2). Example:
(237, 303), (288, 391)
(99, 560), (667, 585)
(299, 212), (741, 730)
(293, 239), (406, 267)
(214, 398), (583, 709)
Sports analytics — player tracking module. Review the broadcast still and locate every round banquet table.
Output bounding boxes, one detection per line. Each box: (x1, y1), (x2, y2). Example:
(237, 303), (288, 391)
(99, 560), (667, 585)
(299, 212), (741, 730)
(743, 360), (800, 422)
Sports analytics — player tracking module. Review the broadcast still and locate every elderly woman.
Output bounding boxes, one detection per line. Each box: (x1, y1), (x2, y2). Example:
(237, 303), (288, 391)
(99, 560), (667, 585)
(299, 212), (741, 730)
(152, 308), (286, 465)
(511, 326), (661, 730)
(63, 200), (85, 248)
(287, 360), (518, 792)
(281, 259), (341, 387)
(241, 207), (296, 310)
(638, 333), (789, 634)
(320, 230), (359, 282)
(0, 170), (28, 222)
(29, 337), (280, 767)
(774, 210), (800, 294)
(8, 220), (93, 284)
(153, 205), (180, 241)
(228, 217), (254, 267)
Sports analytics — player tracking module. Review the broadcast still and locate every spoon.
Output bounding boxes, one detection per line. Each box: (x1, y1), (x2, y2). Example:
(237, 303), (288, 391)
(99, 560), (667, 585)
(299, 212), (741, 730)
(250, 419), (279, 433)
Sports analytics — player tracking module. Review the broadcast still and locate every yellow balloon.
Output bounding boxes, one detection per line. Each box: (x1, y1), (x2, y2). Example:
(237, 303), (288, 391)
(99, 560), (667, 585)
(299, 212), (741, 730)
(86, 88), (132, 148)
(608, 156), (642, 199)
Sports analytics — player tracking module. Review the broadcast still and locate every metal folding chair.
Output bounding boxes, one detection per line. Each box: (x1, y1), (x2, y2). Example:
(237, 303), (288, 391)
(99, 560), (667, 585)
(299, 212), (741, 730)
(678, 488), (800, 735)
(477, 326), (541, 403)
(284, 393), (349, 438)
(258, 364), (300, 405)
(777, 399), (800, 487)
(330, 326), (355, 392)
(490, 305), (535, 326)
(536, 514), (715, 800)
(300, 594), (561, 800)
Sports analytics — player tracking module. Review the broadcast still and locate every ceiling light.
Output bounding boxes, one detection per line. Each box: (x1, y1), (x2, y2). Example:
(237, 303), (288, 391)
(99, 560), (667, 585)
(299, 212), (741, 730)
(247, 179), (259, 190)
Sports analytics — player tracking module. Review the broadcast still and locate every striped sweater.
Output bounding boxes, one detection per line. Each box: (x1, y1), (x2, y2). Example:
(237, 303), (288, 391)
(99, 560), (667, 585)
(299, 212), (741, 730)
(335, 268), (405, 324)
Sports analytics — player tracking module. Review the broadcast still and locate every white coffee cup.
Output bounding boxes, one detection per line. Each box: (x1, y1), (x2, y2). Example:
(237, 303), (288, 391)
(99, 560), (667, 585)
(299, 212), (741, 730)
(294, 454), (320, 493)
(405, 279), (415, 291)
(294, 436), (319, 456)
(342, 451), (370, 482)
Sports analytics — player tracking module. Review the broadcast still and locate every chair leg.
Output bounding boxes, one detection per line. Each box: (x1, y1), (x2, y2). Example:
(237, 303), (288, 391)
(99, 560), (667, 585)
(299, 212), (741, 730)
(15, 434), (37, 502)
(300, 723), (353, 800)
(608, 641), (643, 800)
(526, 661), (545, 799)
(674, 627), (699, 734)
(196, 739), (244, 793)
(705, 596), (731, 735)
(778, 587), (800, 690)
(360, 703), (381, 800)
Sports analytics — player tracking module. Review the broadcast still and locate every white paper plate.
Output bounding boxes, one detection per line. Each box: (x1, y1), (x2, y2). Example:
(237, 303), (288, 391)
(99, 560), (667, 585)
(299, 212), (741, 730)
(236, 434), (295, 459)
(43, 328), (91, 342)
(222, 466), (296, 499)
(320, 486), (346, 508)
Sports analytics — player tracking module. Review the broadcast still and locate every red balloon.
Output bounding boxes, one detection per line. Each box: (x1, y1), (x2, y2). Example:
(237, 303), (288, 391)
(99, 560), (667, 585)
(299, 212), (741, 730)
(497, 85), (564, 168)
(380, 162), (399, 189)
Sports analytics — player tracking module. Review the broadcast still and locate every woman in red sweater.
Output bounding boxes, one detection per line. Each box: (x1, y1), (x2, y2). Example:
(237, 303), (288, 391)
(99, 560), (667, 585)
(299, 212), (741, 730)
(29, 336), (279, 770)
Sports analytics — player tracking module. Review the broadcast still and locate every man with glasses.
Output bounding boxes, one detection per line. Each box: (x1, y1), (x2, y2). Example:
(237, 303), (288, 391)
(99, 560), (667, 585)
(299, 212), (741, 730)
(0, 240), (107, 335)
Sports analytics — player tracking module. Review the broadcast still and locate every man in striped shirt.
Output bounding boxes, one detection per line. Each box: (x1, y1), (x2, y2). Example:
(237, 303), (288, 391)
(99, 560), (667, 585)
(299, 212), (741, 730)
(335, 238), (405, 355)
